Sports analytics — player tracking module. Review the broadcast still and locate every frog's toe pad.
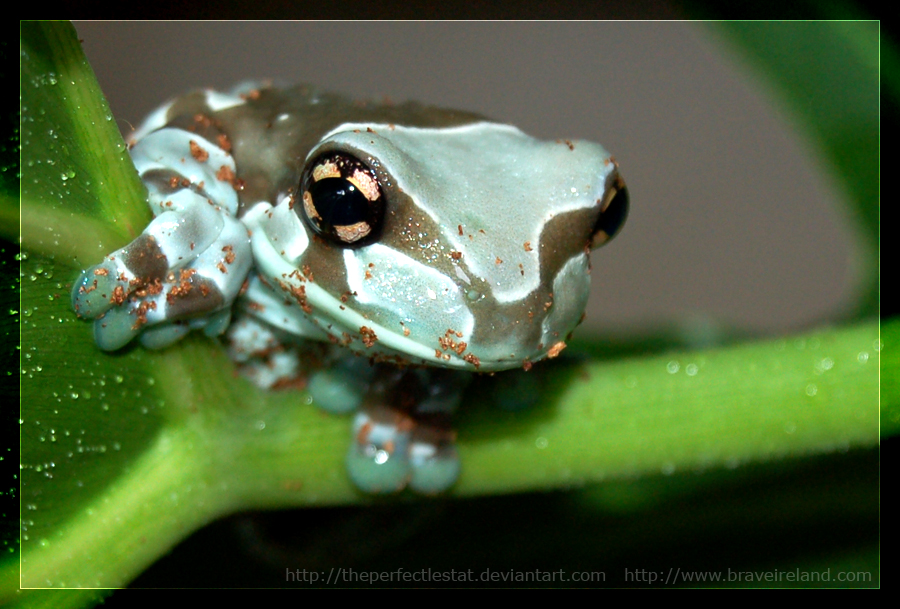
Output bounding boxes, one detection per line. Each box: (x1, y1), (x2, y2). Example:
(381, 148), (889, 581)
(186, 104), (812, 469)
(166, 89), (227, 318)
(347, 410), (412, 494)
(409, 435), (460, 495)
(92, 305), (145, 351)
(346, 409), (460, 494)
(308, 357), (377, 414)
(72, 262), (125, 319)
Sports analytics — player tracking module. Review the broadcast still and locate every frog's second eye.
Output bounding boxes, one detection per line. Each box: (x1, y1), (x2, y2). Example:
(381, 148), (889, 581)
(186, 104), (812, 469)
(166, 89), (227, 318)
(299, 153), (385, 245)
(591, 183), (629, 249)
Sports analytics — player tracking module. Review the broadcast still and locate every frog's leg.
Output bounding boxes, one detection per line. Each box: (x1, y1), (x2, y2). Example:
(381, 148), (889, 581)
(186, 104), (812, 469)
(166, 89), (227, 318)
(71, 128), (252, 350)
(225, 275), (338, 388)
(229, 279), (465, 495)
(342, 367), (466, 494)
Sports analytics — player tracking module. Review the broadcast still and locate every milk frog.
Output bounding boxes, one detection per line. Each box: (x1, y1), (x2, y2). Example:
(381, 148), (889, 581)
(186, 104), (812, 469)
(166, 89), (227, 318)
(71, 83), (628, 494)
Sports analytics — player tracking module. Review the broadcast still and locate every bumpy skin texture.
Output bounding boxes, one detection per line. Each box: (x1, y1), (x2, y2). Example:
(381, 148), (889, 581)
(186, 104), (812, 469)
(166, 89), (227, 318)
(71, 84), (627, 493)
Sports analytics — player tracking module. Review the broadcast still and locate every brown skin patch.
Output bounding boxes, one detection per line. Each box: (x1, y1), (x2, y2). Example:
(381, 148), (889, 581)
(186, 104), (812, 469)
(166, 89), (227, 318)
(122, 234), (169, 282)
(164, 274), (225, 319)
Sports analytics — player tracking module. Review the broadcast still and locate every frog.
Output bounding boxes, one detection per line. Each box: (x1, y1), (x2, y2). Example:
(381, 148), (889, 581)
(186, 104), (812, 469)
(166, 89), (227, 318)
(70, 82), (628, 494)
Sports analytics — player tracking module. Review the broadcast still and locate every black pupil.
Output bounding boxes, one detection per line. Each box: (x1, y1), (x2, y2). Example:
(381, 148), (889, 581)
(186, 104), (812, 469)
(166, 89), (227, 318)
(309, 177), (370, 228)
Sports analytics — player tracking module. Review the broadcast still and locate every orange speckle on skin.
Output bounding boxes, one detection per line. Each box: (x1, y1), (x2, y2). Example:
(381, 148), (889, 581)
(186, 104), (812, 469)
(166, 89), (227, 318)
(360, 326), (378, 347)
(217, 133), (232, 152)
(222, 245), (235, 264)
(216, 164), (236, 184)
(189, 140), (209, 162)
(547, 341), (567, 358)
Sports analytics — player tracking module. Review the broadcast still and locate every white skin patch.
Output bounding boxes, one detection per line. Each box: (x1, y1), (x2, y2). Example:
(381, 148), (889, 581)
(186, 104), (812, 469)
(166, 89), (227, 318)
(244, 197), (309, 264)
(345, 244), (475, 345)
(204, 90), (248, 112)
(541, 252), (591, 346)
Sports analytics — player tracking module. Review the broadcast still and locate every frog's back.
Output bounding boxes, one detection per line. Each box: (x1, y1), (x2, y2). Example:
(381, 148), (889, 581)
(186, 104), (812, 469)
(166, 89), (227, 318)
(137, 84), (488, 211)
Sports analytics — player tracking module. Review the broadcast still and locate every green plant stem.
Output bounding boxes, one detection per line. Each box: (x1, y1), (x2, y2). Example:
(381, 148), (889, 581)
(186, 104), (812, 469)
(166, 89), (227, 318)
(7, 318), (885, 596)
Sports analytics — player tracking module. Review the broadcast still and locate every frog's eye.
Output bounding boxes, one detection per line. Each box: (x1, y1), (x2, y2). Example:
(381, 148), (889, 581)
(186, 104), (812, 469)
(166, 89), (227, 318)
(299, 153), (385, 245)
(591, 183), (629, 248)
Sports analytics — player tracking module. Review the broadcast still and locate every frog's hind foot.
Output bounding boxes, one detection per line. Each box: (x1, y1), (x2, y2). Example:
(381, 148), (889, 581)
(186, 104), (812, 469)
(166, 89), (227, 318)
(347, 405), (460, 495)
(343, 367), (466, 495)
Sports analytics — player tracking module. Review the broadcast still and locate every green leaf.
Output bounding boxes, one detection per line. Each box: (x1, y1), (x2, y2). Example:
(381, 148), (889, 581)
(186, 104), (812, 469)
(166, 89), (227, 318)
(5, 20), (882, 602)
(16, 21), (149, 261)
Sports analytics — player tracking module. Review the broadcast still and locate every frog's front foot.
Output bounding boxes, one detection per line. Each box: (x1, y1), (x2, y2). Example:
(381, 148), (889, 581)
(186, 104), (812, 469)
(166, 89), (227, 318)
(72, 228), (250, 350)
(71, 128), (252, 351)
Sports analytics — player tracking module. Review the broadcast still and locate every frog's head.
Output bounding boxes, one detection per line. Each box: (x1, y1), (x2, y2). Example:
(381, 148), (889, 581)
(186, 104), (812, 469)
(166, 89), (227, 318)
(247, 121), (627, 371)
